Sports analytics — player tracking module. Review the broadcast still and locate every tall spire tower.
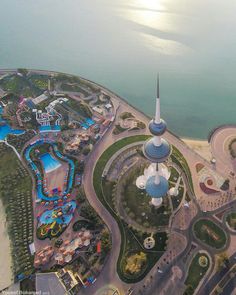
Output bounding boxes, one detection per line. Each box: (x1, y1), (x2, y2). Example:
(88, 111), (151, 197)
(143, 76), (171, 206)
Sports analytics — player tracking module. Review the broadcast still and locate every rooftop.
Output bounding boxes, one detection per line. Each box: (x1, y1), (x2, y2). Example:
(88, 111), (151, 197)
(36, 273), (66, 295)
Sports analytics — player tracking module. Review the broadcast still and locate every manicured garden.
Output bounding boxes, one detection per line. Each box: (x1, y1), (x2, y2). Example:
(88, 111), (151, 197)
(171, 186), (184, 210)
(184, 252), (210, 295)
(7, 130), (36, 153)
(28, 74), (48, 90)
(93, 135), (169, 282)
(73, 220), (95, 231)
(120, 163), (172, 228)
(226, 212), (236, 230)
(93, 135), (193, 282)
(171, 145), (194, 193)
(0, 71), (45, 97)
(113, 124), (128, 135)
(193, 219), (227, 249)
(60, 82), (89, 96)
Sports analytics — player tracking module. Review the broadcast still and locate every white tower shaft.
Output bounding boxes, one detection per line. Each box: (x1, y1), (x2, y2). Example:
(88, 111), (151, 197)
(154, 77), (161, 147)
(154, 163), (160, 185)
(155, 98), (161, 124)
(155, 76), (161, 123)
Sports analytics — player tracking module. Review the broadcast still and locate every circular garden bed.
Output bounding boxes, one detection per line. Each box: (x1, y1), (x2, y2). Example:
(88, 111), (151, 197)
(184, 252), (210, 295)
(121, 251), (148, 280)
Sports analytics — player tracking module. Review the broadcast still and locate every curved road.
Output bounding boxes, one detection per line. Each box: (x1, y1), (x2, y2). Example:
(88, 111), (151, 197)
(210, 126), (236, 177)
(78, 97), (236, 294)
(79, 95), (214, 294)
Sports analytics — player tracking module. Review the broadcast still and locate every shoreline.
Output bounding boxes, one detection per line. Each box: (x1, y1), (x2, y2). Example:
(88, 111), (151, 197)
(182, 138), (212, 161)
(0, 69), (213, 291)
(0, 68), (228, 142)
(0, 198), (13, 291)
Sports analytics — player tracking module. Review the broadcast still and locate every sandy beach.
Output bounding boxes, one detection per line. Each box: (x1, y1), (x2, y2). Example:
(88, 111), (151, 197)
(182, 138), (212, 161)
(0, 199), (13, 291)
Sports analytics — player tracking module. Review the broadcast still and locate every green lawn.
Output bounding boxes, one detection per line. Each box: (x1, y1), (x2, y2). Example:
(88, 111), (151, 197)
(119, 162), (184, 227)
(60, 82), (89, 96)
(226, 212), (236, 230)
(169, 166), (179, 182)
(121, 165), (171, 227)
(0, 74), (42, 97)
(93, 135), (193, 282)
(93, 135), (167, 283)
(94, 135), (150, 191)
(7, 130), (35, 153)
(120, 112), (134, 120)
(28, 74), (48, 90)
(194, 219), (227, 249)
(113, 124), (128, 135)
(184, 252), (210, 294)
(171, 186), (184, 210)
(171, 145), (194, 193)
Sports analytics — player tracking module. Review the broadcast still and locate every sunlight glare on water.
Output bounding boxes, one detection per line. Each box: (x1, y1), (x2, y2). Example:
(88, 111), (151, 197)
(1, 0), (236, 138)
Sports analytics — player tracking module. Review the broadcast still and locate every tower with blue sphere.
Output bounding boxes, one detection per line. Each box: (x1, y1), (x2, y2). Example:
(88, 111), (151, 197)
(142, 77), (172, 206)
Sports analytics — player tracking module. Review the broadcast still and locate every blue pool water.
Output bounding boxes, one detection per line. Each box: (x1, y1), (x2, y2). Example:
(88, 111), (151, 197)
(39, 126), (52, 133)
(39, 125), (61, 133)
(0, 105), (25, 140)
(39, 200), (76, 225)
(40, 153), (61, 173)
(0, 124), (24, 140)
(81, 122), (89, 129)
(85, 118), (95, 126)
(24, 139), (75, 201)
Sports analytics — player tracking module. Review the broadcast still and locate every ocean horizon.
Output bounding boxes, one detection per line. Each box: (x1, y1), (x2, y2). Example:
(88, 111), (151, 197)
(1, 0), (236, 139)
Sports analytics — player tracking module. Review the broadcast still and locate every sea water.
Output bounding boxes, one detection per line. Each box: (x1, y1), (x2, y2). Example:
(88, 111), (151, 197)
(1, 0), (236, 138)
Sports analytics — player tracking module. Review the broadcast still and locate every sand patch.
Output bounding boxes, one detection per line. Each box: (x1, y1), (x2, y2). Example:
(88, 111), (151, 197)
(45, 162), (68, 193)
(0, 199), (13, 290)
(182, 138), (212, 161)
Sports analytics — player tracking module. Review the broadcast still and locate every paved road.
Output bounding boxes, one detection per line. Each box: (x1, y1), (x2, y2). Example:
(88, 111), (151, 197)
(80, 112), (130, 294)
(2, 69), (236, 294)
(198, 252), (236, 295)
(80, 95), (236, 294)
(210, 126), (236, 177)
(79, 94), (210, 294)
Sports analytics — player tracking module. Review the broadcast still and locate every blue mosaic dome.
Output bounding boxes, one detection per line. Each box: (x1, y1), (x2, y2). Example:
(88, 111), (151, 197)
(146, 175), (169, 198)
(149, 119), (167, 136)
(143, 137), (171, 163)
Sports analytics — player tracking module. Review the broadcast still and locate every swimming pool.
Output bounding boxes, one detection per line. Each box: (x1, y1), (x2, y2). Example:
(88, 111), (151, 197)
(39, 200), (76, 226)
(24, 139), (75, 201)
(40, 153), (61, 173)
(39, 125), (61, 133)
(85, 118), (95, 126)
(0, 105), (25, 140)
(81, 122), (89, 129)
(0, 124), (25, 140)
